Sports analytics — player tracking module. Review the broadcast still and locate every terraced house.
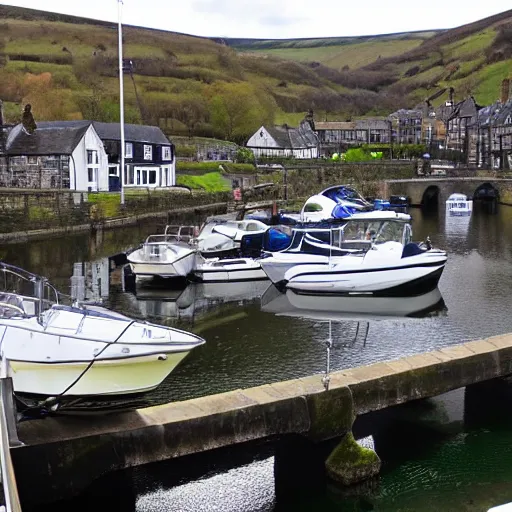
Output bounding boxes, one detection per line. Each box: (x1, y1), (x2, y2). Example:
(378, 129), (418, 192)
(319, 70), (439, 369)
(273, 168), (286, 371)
(314, 118), (391, 155)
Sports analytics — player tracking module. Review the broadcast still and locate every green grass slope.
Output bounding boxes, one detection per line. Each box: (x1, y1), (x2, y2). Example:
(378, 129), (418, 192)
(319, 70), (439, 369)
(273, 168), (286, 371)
(0, 5), (511, 143)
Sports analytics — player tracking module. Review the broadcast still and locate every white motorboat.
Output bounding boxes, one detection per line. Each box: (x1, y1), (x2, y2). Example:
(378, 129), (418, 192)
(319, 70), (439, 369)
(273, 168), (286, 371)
(0, 262), (205, 406)
(194, 218), (269, 258)
(0, 302), (204, 399)
(300, 185), (372, 222)
(127, 225), (197, 278)
(446, 193), (473, 216)
(281, 214), (447, 297)
(191, 255), (267, 282)
(260, 211), (413, 286)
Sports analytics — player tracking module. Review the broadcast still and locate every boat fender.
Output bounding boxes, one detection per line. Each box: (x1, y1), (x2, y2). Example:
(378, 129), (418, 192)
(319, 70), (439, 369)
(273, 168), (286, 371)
(158, 354), (168, 361)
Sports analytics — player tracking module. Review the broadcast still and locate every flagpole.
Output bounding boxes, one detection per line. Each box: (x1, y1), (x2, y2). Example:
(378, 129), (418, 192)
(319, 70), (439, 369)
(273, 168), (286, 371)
(118, 0), (125, 205)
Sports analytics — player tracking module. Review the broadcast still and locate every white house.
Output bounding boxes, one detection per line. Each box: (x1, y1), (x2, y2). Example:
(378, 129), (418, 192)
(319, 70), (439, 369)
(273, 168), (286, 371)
(3, 119), (175, 191)
(92, 122), (175, 189)
(4, 120), (108, 191)
(246, 119), (318, 159)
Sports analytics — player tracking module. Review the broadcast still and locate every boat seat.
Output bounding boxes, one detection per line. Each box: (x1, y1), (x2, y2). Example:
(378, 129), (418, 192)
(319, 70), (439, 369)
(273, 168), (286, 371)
(401, 243), (427, 258)
(0, 293), (25, 317)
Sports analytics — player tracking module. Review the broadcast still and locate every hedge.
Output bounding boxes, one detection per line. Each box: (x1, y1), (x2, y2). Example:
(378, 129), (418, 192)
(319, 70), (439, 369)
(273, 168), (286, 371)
(176, 162), (256, 173)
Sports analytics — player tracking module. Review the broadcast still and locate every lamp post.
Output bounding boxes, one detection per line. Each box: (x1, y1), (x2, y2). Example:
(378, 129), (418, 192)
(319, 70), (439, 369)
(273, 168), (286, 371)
(118, 0), (125, 205)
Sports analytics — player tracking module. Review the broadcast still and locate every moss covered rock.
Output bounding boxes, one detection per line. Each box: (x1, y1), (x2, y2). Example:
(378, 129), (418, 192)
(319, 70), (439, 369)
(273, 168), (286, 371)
(325, 432), (381, 486)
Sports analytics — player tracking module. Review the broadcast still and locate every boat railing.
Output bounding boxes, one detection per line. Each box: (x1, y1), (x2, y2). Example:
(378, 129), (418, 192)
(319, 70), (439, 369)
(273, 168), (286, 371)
(0, 261), (66, 320)
(163, 224), (197, 243)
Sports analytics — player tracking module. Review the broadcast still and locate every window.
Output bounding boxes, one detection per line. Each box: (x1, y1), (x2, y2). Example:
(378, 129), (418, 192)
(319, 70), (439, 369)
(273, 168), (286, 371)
(125, 143), (133, 159)
(144, 145), (152, 160)
(109, 166), (118, 176)
(162, 146), (172, 161)
(125, 167), (159, 187)
(304, 203), (323, 212)
(87, 150), (99, 190)
(87, 150), (98, 165)
(27, 156), (38, 165)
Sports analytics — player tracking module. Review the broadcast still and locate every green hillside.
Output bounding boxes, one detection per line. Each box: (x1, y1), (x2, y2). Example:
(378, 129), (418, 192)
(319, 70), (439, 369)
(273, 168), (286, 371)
(0, 5), (511, 143)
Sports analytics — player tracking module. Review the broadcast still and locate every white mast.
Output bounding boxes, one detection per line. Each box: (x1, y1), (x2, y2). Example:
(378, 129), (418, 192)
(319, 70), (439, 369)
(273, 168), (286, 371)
(118, 0), (125, 205)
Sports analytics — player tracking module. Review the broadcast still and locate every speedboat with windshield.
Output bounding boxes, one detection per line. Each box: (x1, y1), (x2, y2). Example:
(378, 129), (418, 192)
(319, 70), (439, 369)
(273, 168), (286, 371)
(0, 262), (205, 410)
(260, 211), (413, 285)
(300, 185), (373, 222)
(282, 214), (447, 297)
(127, 225), (197, 278)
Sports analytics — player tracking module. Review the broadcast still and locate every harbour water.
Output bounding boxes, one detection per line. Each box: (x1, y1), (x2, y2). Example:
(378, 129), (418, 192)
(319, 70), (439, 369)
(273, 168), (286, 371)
(3, 203), (512, 511)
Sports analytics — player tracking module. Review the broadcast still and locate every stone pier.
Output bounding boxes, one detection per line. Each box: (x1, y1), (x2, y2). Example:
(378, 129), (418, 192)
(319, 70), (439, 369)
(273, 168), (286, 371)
(11, 333), (512, 506)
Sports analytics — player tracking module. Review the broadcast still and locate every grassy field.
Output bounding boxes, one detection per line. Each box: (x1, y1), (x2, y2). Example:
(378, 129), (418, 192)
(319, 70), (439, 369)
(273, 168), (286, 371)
(176, 172), (232, 192)
(0, 4), (511, 139)
(253, 39), (426, 70)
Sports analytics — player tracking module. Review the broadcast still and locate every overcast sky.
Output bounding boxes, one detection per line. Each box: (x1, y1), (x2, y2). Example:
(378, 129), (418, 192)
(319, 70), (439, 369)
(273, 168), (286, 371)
(3, 0), (512, 39)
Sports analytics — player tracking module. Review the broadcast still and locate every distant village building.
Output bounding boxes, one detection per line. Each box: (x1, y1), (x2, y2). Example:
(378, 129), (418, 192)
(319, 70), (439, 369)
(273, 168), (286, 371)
(445, 96), (481, 157)
(246, 118), (318, 159)
(387, 109), (423, 145)
(314, 118), (391, 155)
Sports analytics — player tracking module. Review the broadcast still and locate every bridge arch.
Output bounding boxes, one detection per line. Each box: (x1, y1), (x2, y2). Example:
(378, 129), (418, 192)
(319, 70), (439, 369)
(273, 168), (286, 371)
(473, 182), (499, 213)
(473, 182), (499, 201)
(421, 185), (440, 211)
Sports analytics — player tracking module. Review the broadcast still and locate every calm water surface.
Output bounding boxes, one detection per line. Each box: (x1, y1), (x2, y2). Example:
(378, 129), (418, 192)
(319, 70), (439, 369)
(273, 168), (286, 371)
(4, 204), (512, 511)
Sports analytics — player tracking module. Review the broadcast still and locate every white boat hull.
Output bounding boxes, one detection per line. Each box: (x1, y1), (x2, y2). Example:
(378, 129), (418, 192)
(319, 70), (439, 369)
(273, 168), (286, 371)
(11, 351), (189, 397)
(284, 251), (447, 297)
(192, 258), (267, 282)
(128, 250), (196, 278)
(260, 255), (329, 284)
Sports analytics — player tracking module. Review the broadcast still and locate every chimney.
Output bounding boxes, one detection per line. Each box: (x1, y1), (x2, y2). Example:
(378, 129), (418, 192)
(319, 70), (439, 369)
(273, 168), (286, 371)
(501, 78), (511, 104)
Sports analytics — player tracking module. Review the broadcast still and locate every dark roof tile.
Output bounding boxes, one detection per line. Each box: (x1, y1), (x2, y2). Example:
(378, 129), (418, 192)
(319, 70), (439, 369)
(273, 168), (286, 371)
(6, 122), (90, 155)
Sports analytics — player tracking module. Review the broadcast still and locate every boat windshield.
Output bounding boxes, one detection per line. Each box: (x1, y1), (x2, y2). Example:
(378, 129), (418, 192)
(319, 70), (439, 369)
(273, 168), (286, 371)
(342, 220), (410, 245)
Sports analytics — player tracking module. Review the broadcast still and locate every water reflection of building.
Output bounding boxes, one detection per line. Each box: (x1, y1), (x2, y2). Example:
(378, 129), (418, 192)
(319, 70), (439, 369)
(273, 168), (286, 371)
(70, 258), (110, 303)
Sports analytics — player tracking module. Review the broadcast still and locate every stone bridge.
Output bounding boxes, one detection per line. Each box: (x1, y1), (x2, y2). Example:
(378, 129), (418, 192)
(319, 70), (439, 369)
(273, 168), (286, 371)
(382, 178), (512, 207)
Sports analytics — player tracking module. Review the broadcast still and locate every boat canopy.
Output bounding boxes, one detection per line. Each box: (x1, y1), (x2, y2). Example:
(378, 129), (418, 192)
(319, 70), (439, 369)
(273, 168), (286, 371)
(261, 216), (413, 255)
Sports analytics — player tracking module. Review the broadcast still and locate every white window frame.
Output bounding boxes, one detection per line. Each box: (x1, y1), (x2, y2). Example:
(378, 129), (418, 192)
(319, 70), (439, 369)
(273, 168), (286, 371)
(162, 146), (172, 161)
(125, 166), (159, 187)
(161, 165), (173, 187)
(108, 165), (119, 176)
(125, 142), (133, 159)
(86, 149), (99, 191)
(143, 145), (152, 161)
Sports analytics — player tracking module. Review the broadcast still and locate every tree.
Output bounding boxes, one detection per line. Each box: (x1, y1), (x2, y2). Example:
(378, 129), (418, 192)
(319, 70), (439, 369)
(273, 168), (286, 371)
(208, 82), (276, 142)
(175, 95), (208, 138)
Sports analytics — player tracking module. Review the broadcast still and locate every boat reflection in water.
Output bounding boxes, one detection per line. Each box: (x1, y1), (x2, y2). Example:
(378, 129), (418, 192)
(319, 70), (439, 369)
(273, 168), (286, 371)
(261, 284), (447, 321)
(124, 275), (271, 323)
(444, 210), (472, 239)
